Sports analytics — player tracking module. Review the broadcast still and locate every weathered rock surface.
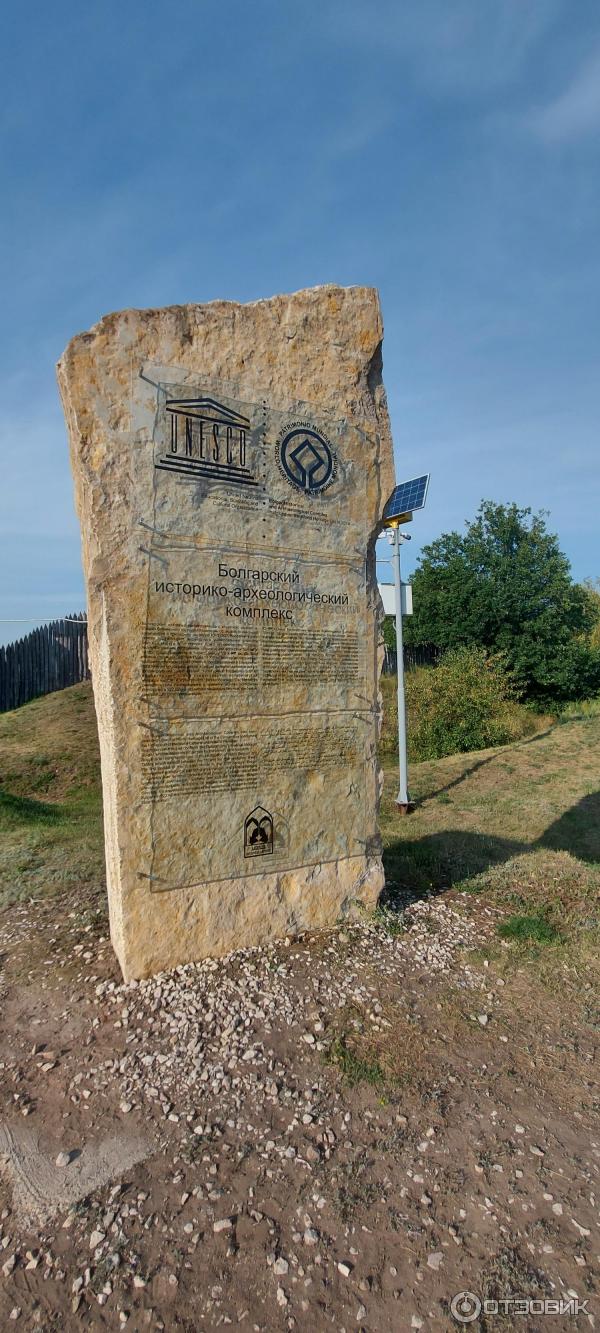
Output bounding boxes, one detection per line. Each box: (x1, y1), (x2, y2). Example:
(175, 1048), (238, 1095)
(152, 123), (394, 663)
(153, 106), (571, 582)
(0, 1122), (149, 1225)
(57, 285), (395, 979)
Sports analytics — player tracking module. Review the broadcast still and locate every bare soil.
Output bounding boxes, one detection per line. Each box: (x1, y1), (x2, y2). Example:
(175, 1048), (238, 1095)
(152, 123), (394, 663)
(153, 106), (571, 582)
(1, 886), (598, 1330)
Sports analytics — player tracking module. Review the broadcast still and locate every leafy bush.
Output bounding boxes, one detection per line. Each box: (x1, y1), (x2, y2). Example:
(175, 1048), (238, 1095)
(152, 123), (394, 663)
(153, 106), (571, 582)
(552, 637), (600, 703)
(381, 646), (539, 762)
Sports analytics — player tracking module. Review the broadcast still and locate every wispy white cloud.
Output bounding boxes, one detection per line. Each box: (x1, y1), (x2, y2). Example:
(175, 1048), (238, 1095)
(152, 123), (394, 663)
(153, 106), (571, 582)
(320, 102), (393, 159)
(526, 46), (600, 142)
(324, 0), (561, 96)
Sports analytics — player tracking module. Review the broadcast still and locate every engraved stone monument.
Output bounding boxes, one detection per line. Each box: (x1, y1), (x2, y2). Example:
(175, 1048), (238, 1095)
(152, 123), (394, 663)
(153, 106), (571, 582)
(58, 286), (395, 979)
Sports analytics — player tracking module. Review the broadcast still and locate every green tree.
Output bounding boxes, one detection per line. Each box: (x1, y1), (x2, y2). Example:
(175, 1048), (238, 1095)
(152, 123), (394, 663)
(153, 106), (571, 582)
(404, 501), (600, 705)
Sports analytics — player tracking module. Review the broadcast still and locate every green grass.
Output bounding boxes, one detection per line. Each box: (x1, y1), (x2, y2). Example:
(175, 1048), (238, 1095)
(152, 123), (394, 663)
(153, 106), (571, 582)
(497, 913), (562, 944)
(327, 1035), (387, 1089)
(0, 789), (66, 825)
(0, 682), (103, 909)
(557, 697), (600, 723)
(379, 696), (600, 994)
(1, 676), (599, 1006)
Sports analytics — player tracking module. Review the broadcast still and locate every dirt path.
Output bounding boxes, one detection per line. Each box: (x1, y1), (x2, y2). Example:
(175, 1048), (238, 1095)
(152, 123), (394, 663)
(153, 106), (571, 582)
(1, 879), (598, 1332)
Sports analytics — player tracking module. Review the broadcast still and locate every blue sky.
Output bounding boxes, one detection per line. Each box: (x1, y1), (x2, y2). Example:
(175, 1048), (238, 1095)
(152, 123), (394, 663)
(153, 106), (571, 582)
(1, 0), (599, 643)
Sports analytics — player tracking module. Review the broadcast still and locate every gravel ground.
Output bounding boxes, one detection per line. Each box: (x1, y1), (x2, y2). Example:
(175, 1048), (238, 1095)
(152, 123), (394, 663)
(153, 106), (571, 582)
(0, 889), (598, 1331)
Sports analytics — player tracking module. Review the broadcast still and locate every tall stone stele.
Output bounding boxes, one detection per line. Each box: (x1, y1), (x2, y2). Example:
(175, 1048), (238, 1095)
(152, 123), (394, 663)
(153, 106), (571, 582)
(58, 285), (395, 980)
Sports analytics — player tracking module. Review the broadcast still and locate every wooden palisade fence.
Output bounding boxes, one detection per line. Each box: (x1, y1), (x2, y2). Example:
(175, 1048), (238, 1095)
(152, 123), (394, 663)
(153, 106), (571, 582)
(0, 613), (90, 713)
(0, 614), (436, 711)
(382, 643), (442, 675)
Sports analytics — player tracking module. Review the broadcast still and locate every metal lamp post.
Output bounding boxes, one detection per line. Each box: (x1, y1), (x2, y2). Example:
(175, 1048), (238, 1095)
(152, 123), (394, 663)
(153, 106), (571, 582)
(381, 474), (430, 815)
(390, 523), (410, 809)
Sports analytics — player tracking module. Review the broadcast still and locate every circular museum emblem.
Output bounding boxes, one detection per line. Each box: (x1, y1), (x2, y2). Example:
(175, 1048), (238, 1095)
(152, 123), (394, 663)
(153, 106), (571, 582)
(277, 421), (336, 496)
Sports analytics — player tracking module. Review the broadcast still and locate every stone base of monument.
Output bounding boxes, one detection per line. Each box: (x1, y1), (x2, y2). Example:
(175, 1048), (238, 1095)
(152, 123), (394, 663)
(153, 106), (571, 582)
(58, 285), (395, 979)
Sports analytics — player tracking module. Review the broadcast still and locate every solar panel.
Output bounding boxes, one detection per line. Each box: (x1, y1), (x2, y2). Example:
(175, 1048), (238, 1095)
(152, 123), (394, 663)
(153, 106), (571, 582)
(382, 474), (430, 523)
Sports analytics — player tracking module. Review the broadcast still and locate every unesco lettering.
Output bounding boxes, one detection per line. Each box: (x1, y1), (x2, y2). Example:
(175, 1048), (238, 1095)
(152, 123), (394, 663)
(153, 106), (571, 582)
(155, 396), (258, 487)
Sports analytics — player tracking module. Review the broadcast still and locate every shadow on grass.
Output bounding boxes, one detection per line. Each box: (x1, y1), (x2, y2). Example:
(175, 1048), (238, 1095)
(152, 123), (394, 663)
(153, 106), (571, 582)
(382, 830), (525, 903)
(416, 725), (555, 806)
(0, 788), (64, 825)
(541, 791), (600, 864)
(382, 790), (600, 906)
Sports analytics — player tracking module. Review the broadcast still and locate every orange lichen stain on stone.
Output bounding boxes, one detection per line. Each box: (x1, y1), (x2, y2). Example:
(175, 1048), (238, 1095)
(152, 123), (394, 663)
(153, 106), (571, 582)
(358, 329), (376, 352)
(90, 446), (105, 471)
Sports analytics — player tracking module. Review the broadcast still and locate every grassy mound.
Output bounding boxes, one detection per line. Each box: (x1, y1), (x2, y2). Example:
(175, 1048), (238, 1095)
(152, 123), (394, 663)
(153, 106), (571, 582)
(2, 673), (599, 1005)
(0, 681), (103, 910)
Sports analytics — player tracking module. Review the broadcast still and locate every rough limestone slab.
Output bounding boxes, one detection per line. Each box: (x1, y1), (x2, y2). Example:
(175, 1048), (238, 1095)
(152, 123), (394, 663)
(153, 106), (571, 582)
(0, 1121), (150, 1225)
(57, 285), (395, 980)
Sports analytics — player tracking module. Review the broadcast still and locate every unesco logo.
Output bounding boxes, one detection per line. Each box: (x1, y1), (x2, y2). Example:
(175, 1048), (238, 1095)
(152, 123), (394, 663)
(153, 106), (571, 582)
(156, 396), (257, 488)
(278, 423), (336, 496)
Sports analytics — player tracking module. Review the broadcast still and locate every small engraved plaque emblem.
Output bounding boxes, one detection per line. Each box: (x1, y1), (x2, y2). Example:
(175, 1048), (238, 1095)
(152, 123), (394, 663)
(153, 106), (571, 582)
(278, 423), (335, 495)
(244, 806), (274, 858)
